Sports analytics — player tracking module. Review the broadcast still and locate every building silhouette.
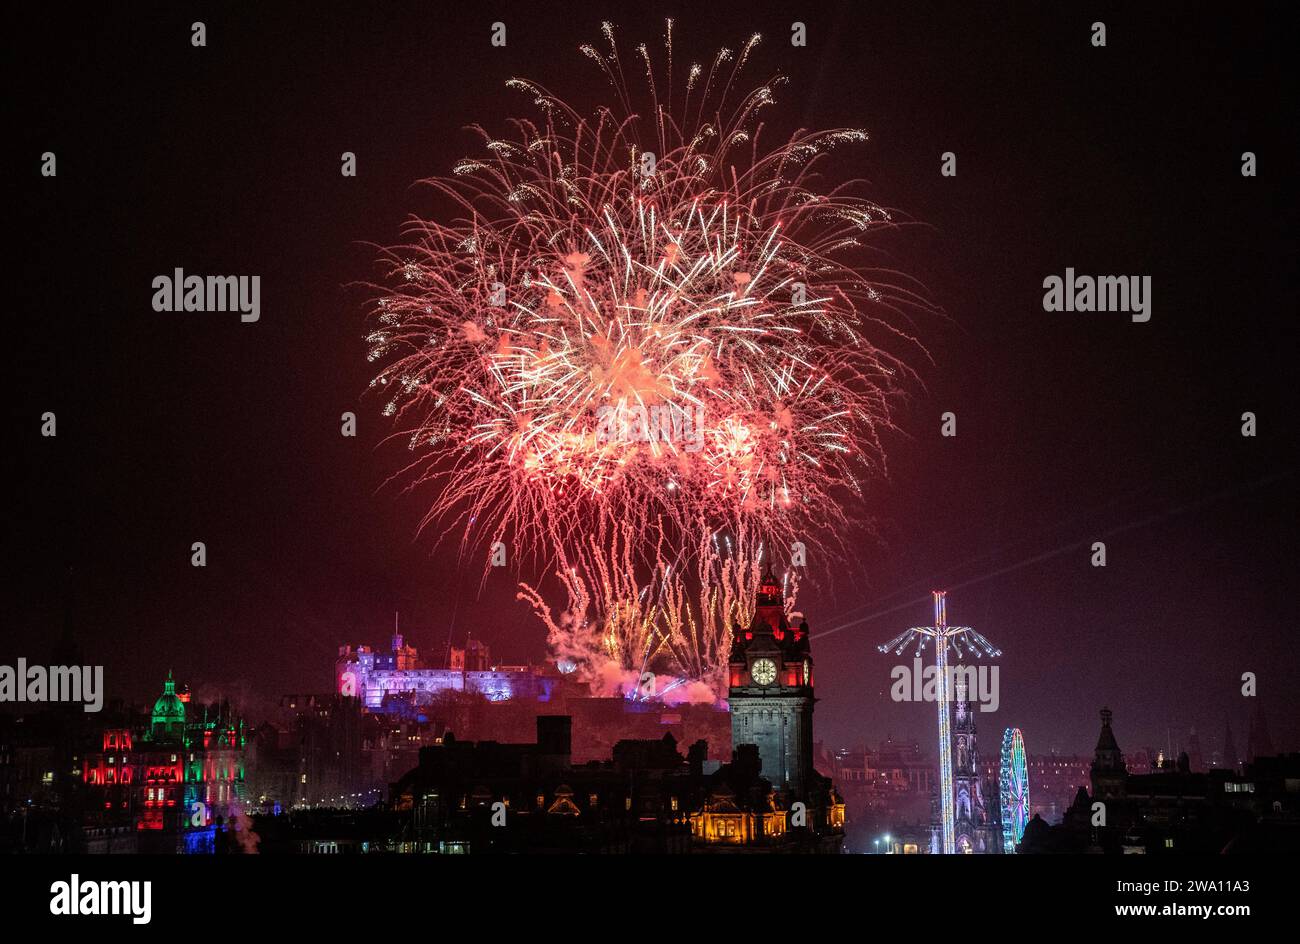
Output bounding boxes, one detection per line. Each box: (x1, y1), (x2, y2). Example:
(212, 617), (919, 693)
(384, 574), (843, 853)
(1019, 708), (1299, 854)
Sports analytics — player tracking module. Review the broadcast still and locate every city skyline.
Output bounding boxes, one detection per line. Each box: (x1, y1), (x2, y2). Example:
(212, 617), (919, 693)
(8, 2), (1297, 804)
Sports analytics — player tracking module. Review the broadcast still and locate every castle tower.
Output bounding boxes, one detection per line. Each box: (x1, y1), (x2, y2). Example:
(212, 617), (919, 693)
(727, 568), (815, 799)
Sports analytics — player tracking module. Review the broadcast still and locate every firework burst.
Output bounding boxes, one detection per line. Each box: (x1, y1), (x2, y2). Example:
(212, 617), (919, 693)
(368, 21), (930, 696)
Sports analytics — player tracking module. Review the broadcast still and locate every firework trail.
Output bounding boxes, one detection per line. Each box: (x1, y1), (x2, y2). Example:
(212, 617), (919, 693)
(368, 21), (930, 697)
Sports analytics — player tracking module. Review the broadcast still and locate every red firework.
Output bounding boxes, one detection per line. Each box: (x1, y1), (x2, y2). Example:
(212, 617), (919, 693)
(368, 21), (930, 694)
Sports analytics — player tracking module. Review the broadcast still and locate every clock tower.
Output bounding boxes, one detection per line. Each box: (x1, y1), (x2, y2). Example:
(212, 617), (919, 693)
(727, 568), (815, 799)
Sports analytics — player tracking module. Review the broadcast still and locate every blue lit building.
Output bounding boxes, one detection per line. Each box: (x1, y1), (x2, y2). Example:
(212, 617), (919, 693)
(336, 634), (560, 714)
(82, 672), (250, 853)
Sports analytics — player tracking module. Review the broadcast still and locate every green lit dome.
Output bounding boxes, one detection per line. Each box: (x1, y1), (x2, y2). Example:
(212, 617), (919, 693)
(150, 671), (186, 738)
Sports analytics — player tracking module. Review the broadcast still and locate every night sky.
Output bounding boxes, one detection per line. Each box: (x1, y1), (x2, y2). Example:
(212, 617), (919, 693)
(8, 1), (1297, 761)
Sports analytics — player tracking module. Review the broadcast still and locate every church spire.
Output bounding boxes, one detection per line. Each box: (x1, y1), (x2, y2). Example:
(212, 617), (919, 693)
(1223, 715), (1239, 771)
(1090, 707), (1127, 800)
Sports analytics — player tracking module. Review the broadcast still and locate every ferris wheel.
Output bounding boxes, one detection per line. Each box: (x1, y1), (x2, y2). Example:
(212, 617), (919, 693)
(999, 727), (1030, 854)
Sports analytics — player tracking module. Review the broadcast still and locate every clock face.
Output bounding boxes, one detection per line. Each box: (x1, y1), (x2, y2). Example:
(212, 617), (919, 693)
(751, 658), (777, 686)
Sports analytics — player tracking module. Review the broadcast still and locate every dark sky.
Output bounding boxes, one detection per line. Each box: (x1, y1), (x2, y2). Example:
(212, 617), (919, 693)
(8, 1), (1297, 760)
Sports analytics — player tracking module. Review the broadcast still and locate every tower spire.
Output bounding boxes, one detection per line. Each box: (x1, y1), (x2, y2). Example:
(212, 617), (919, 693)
(1223, 715), (1239, 771)
(1090, 707), (1126, 799)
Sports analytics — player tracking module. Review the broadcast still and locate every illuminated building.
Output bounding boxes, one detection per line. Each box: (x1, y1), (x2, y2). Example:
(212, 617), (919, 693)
(691, 783), (788, 844)
(386, 568), (845, 853)
(726, 567), (815, 799)
(82, 672), (249, 853)
(389, 712), (842, 854)
(874, 737), (936, 795)
(336, 633), (560, 713)
(687, 737), (846, 847)
(951, 681), (996, 853)
(688, 570), (844, 850)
